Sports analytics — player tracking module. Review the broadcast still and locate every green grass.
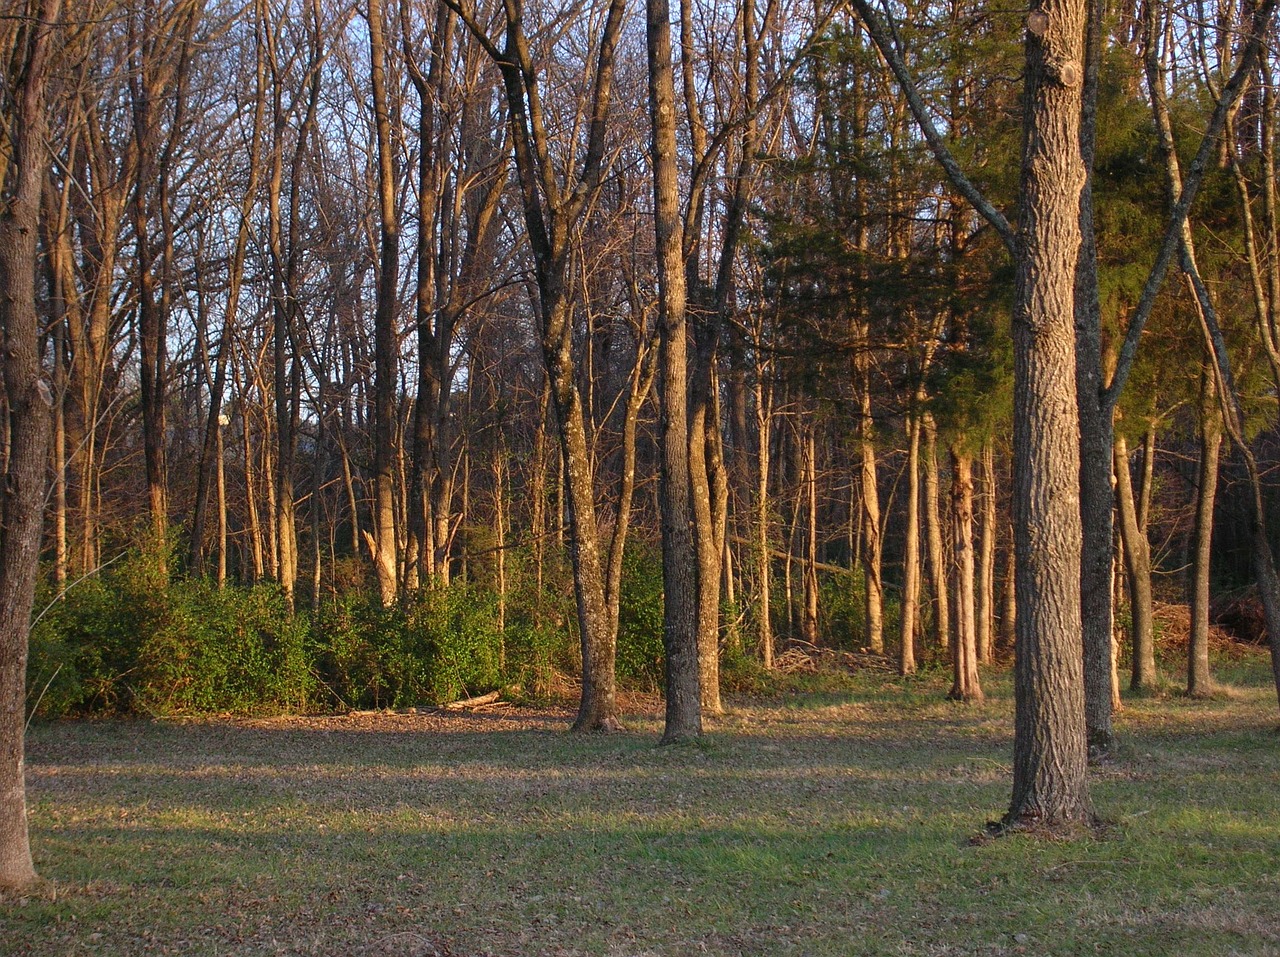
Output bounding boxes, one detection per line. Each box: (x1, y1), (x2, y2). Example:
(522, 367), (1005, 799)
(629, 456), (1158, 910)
(6, 645), (1280, 956)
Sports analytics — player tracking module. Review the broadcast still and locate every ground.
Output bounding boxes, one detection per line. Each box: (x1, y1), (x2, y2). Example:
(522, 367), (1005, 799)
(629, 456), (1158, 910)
(4, 645), (1279, 956)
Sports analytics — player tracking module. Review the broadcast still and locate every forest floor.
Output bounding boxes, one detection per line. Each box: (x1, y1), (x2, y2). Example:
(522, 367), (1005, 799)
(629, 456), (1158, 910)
(6, 639), (1280, 957)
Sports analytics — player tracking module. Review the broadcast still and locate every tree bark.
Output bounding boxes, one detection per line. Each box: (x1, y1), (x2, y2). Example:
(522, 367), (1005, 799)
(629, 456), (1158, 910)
(899, 414), (922, 675)
(649, 0), (702, 742)
(977, 441), (997, 664)
(1114, 432), (1157, 691)
(923, 415), (950, 651)
(948, 450), (982, 702)
(368, 0), (400, 606)
(1005, 0), (1093, 830)
(0, 0), (59, 892)
(1188, 362), (1220, 697)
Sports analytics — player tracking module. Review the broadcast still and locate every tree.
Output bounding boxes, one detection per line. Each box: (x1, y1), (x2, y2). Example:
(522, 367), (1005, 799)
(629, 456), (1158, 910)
(648, 0), (701, 743)
(0, 0), (61, 892)
(1002, 0), (1093, 828)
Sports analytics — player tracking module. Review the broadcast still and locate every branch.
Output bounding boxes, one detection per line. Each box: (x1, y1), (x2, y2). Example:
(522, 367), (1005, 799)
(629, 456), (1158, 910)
(1103, 0), (1279, 412)
(845, 0), (1016, 254)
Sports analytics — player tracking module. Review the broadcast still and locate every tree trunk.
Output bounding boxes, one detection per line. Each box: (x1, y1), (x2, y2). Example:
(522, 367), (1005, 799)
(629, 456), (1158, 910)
(948, 449), (983, 702)
(649, 0), (702, 742)
(1188, 361), (1220, 697)
(1114, 432), (1157, 691)
(0, 0), (59, 892)
(977, 441), (997, 664)
(1074, 0), (1116, 758)
(923, 415), (950, 651)
(369, 0), (399, 606)
(859, 391), (884, 653)
(899, 415), (922, 675)
(802, 423), (820, 646)
(754, 373), (774, 667)
(1005, 0), (1093, 829)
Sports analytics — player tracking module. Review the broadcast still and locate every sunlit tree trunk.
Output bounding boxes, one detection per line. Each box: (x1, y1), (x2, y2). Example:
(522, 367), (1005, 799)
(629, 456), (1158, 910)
(1114, 432), (1157, 691)
(1188, 361), (1220, 697)
(899, 414), (922, 675)
(649, 0), (702, 742)
(1005, 0), (1092, 828)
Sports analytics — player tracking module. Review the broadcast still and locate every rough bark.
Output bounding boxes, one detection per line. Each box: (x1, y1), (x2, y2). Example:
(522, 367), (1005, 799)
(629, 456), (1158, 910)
(368, 0), (400, 606)
(0, 0), (59, 892)
(649, 0), (702, 743)
(1004, 0), (1093, 830)
(948, 450), (982, 702)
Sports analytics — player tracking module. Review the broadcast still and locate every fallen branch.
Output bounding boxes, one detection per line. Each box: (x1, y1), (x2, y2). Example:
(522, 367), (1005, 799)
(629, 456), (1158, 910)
(442, 690), (502, 711)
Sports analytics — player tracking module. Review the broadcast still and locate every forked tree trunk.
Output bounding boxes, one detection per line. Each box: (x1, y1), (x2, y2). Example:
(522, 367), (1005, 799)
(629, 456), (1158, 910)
(859, 392), (884, 653)
(1114, 433), (1157, 691)
(0, 0), (59, 892)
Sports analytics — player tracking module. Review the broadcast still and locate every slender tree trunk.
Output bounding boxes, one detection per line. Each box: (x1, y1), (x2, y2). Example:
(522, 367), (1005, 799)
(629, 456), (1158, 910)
(649, 0), (701, 742)
(923, 415), (949, 650)
(859, 391), (884, 653)
(0, 0), (59, 891)
(899, 415), (922, 675)
(368, 0), (399, 606)
(977, 442), (997, 664)
(1188, 361), (1220, 697)
(802, 424), (820, 646)
(948, 450), (983, 702)
(754, 374), (774, 667)
(1114, 433), (1157, 691)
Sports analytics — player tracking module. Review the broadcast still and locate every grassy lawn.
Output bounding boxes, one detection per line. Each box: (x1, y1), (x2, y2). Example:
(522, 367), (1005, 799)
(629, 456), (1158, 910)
(6, 646), (1280, 956)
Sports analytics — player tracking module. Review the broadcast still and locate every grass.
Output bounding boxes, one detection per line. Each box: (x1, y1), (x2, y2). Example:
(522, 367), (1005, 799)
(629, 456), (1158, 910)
(5, 644), (1280, 957)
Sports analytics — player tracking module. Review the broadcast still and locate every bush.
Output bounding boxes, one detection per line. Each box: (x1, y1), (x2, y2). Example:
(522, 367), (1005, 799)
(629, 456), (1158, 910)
(616, 545), (665, 690)
(28, 548), (311, 717)
(311, 584), (506, 709)
(133, 581), (313, 716)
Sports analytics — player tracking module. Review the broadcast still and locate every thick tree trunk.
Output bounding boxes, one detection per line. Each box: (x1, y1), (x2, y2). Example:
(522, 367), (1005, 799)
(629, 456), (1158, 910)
(649, 0), (701, 743)
(0, 0), (59, 892)
(1188, 363), (1220, 697)
(1075, 0), (1116, 757)
(1114, 433), (1157, 691)
(1005, 0), (1093, 829)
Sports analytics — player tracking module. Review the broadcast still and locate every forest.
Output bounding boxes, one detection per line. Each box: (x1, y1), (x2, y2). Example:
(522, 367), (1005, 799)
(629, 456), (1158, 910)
(2, 0), (1280, 909)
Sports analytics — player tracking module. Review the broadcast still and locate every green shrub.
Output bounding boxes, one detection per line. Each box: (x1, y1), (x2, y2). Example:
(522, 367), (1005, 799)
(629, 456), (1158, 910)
(132, 581), (313, 716)
(617, 545), (665, 690)
(311, 584), (506, 709)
